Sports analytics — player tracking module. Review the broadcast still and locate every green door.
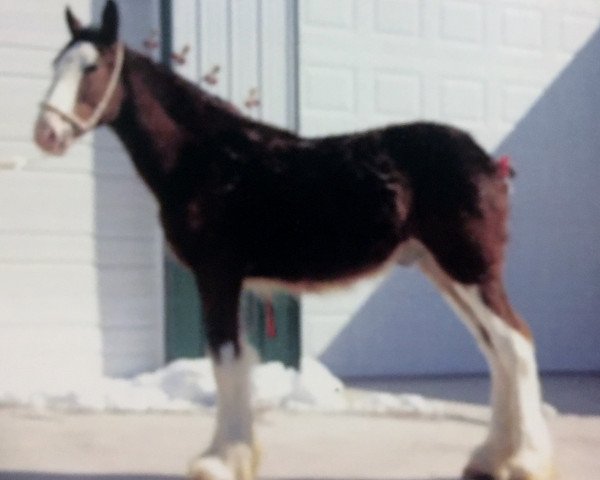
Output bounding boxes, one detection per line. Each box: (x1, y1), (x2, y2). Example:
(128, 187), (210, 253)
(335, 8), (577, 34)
(165, 256), (301, 368)
(165, 256), (205, 359)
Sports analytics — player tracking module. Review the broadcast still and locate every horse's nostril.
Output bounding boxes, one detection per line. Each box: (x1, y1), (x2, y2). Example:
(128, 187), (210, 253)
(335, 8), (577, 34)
(34, 121), (60, 152)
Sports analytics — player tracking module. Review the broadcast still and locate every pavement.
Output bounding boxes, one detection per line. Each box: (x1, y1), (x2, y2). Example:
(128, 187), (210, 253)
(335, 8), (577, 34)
(0, 374), (599, 480)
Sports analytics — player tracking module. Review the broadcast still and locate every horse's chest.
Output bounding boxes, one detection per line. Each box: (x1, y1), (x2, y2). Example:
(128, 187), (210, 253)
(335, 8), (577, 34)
(159, 200), (209, 265)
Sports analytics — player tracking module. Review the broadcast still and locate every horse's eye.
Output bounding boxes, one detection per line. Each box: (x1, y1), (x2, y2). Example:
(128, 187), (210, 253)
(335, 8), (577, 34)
(83, 64), (98, 74)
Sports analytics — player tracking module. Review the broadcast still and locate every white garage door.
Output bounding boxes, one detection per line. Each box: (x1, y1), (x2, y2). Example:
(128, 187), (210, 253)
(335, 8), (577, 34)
(299, 0), (600, 376)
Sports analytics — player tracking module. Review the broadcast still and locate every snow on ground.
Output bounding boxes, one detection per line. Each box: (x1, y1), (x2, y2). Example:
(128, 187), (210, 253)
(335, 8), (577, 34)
(0, 357), (446, 417)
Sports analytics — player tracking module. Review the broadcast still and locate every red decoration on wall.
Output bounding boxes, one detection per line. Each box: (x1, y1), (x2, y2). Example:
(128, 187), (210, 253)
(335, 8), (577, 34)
(143, 30), (159, 51)
(171, 45), (191, 66)
(202, 65), (221, 86)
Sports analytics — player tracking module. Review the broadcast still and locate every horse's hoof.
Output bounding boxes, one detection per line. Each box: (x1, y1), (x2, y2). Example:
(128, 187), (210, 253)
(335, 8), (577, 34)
(462, 432), (555, 480)
(463, 460), (556, 480)
(189, 455), (235, 480)
(188, 443), (260, 480)
(463, 469), (497, 480)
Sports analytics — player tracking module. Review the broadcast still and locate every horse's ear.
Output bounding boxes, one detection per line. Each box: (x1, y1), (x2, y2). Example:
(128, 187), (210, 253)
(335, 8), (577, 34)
(65, 6), (82, 37)
(100, 0), (119, 44)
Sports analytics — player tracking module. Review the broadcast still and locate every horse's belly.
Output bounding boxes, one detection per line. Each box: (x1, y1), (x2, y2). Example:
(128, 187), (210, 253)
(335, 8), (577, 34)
(247, 208), (409, 286)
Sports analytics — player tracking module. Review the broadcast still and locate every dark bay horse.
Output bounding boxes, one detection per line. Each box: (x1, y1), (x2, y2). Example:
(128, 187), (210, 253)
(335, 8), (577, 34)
(33, 2), (553, 479)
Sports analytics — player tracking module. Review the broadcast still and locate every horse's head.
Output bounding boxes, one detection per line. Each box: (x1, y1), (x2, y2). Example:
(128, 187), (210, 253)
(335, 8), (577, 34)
(34, 0), (124, 155)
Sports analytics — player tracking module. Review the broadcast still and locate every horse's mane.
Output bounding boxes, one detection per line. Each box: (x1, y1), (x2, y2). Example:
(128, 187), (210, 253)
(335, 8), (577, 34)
(122, 48), (298, 145)
(123, 49), (248, 135)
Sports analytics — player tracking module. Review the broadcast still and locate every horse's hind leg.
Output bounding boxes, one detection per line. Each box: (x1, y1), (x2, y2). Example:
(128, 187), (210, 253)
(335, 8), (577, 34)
(415, 177), (554, 480)
(418, 254), (553, 480)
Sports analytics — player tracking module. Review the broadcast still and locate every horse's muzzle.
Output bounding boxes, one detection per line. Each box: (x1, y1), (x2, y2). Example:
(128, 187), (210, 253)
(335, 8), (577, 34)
(34, 112), (74, 156)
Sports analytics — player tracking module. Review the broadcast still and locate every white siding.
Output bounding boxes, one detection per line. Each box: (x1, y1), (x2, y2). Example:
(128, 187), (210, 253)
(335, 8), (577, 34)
(299, 0), (600, 376)
(0, 0), (164, 381)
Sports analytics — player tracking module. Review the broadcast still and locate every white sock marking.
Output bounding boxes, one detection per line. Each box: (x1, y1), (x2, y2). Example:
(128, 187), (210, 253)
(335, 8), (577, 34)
(189, 342), (260, 480)
(210, 342), (257, 453)
(419, 253), (553, 478)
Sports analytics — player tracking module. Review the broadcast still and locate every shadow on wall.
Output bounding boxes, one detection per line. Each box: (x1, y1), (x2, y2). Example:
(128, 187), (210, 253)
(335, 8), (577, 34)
(499, 28), (600, 374)
(321, 28), (600, 377)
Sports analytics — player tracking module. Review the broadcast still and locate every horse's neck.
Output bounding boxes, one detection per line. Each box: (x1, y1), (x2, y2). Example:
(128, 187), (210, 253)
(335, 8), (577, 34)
(109, 49), (240, 197)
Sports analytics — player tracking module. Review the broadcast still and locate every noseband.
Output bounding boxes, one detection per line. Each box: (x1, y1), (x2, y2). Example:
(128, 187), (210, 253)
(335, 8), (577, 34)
(40, 42), (125, 134)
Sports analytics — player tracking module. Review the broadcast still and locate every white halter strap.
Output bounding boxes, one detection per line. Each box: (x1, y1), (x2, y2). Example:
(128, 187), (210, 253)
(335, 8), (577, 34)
(40, 42), (125, 134)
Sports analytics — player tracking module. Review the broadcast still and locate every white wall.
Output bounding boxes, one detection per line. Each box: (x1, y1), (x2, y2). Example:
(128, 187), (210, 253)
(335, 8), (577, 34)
(299, 0), (600, 376)
(0, 0), (164, 383)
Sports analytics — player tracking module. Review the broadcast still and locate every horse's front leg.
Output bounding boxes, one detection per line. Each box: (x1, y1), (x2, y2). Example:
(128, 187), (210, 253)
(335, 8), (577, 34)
(188, 272), (260, 480)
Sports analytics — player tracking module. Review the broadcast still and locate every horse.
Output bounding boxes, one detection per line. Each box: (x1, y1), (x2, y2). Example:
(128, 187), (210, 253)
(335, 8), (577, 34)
(33, 2), (553, 479)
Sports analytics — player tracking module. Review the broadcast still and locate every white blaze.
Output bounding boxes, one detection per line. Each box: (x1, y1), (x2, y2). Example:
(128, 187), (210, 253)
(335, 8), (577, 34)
(44, 42), (98, 116)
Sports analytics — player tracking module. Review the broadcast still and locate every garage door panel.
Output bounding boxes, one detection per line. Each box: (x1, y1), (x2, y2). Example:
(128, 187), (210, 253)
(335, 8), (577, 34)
(374, 0), (422, 37)
(302, 0), (356, 30)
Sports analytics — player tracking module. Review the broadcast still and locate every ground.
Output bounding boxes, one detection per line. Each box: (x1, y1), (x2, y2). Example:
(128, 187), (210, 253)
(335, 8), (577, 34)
(0, 375), (599, 480)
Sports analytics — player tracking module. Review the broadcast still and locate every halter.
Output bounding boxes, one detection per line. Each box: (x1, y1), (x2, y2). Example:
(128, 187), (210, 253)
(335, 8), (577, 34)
(40, 42), (125, 134)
